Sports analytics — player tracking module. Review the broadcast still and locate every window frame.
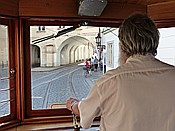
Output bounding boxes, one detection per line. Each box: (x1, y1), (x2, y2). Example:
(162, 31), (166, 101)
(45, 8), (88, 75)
(22, 19), (78, 122)
(0, 17), (19, 125)
(21, 17), (175, 122)
(0, 14), (175, 130)
(21, 18), (120, 122)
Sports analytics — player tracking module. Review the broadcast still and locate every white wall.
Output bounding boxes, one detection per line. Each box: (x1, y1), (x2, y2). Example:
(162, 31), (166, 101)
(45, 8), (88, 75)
(156, 27), (175, 66)
(102, 27), (175, 73)
(102, 28), (119, 72)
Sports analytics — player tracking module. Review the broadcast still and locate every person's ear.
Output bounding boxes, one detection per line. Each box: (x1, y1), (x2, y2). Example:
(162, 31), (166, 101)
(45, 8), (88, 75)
(119, 43), (124, 52)
(119, 43), (128, 63)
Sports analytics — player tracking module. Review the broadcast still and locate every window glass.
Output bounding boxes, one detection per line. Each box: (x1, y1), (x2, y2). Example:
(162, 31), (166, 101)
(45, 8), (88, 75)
(156, 27), (175, 65)
(30, 26), (103, 110)
(30, 26), (175, 110)
(104, 27), (175, 72)
(0, 25), (10, 117)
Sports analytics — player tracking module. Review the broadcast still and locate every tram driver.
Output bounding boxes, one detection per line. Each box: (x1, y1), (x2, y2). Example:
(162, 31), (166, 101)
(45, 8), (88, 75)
(66, 13), (175, 131)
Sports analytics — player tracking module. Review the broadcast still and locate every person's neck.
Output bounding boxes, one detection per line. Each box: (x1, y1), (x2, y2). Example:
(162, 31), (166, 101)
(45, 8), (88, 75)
(130, 53), (154, 58)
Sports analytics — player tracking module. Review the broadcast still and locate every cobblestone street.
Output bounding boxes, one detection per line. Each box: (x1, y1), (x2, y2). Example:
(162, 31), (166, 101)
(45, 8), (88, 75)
(0, 64), (103, 116)
(31, 64), (103, 109)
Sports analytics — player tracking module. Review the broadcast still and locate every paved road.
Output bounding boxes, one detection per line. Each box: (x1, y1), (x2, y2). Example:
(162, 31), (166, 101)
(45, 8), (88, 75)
(0, 64), (103, 116)
(31, 64), (102, 109)
(0, 68), (10, 116)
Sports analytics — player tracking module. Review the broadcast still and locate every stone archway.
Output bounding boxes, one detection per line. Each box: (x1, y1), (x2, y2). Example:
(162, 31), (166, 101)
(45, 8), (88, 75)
(57, 36), (95, 65)
(30, 45), (40, 67)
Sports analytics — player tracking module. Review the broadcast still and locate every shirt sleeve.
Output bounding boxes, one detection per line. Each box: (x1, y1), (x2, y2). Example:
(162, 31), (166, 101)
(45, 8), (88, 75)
(78, 83), (101, 129)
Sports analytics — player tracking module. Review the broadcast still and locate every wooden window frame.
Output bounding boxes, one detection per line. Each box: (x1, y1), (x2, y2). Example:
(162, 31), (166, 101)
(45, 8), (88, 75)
(21, 17), (175, 123)
(21, 19), (78, 123)
(0, 13), (174, 130)
(0, 17), (20, 127)
(21, 17), (120, 123)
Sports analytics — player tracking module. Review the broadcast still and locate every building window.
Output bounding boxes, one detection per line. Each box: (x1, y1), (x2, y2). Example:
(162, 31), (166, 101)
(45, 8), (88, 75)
(37, 26), (45, 32)
(107, 42), (113, 66)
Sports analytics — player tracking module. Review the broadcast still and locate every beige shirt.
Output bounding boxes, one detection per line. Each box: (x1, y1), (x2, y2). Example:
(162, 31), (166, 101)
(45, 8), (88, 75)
(78, 55), (175, 131)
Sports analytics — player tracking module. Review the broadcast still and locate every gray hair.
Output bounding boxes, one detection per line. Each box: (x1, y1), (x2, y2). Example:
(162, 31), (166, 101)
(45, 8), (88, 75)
(118, 13), (160, 57)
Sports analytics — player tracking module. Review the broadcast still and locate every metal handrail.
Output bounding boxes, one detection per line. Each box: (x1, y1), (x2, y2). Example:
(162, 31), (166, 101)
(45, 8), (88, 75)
(0, 76), (15, 80)
(0, 99), (15, 110)
(0, 98), (15, 104)
(0, 87), (15, 92)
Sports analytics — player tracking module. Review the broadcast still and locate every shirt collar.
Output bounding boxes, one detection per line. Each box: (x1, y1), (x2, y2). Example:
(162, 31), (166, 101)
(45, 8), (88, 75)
(126, 54), (155, 63)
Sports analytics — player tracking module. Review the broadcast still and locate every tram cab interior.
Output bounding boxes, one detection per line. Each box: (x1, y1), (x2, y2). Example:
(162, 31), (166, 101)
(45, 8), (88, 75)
(0, 0), (175, 130)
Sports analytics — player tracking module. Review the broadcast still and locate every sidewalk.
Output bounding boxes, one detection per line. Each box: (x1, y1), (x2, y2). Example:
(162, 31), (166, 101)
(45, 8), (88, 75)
(31, 66), (64, 72)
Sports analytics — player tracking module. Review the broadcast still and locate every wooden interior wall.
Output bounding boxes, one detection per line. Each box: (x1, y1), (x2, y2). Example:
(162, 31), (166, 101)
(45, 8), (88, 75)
(0, 0), (18, 17)
(19, 0), (146, 20)
(148, 1), (175, 20)
(0, 0), (175, 21)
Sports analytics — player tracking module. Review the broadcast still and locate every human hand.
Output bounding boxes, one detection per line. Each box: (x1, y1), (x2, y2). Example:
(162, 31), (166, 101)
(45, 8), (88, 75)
(66, 97), (79, 111)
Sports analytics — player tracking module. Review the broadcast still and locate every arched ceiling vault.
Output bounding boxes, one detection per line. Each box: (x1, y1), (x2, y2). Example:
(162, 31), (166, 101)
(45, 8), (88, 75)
(58, 35), (94, 53)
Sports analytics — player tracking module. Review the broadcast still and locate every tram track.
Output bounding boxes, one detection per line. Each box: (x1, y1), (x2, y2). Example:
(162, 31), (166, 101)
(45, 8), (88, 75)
(32, 65), (79, 89)
(42, 65), (94, 108)
(41, 66), (82, 108)
(31, 64), (80, 109)
(67, 67), (80, 98)
(32, 66), (79, 108)
(0, 64), (102, 112)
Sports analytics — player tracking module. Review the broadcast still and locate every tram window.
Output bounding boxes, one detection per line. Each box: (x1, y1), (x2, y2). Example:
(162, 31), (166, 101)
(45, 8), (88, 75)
(0, 25), (10, 117)
(0, 19), (16, 123)
(104, 27), (175, 72)
(29, 25), (175, 113)
(156, 27), (175, 66)
(30, 26), (102, 110)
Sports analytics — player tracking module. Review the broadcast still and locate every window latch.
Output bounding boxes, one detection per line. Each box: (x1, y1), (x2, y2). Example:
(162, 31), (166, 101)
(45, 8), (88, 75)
(10, 69), (16, 74)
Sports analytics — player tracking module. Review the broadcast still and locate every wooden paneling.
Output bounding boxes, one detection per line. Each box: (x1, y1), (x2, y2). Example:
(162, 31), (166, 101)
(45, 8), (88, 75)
(148, 1), (175, 20)
(108, 0), (147, 5)
(1, 0), (175, 21)
(102, 3), (146, 19)
(19, 0), (146, 20)
(0, 0), (18, 17)
(19, 0), (79, 17)
(147, 0), (171, 5)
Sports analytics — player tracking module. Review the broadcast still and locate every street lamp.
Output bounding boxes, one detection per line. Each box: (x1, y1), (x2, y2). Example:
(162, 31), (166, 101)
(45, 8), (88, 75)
(95, 27), (101, 48)
(95, 32), (101, 48)
(95, 28), (102, 60)
(95, 28), (106, 51)
(95, 28), (107, 73)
